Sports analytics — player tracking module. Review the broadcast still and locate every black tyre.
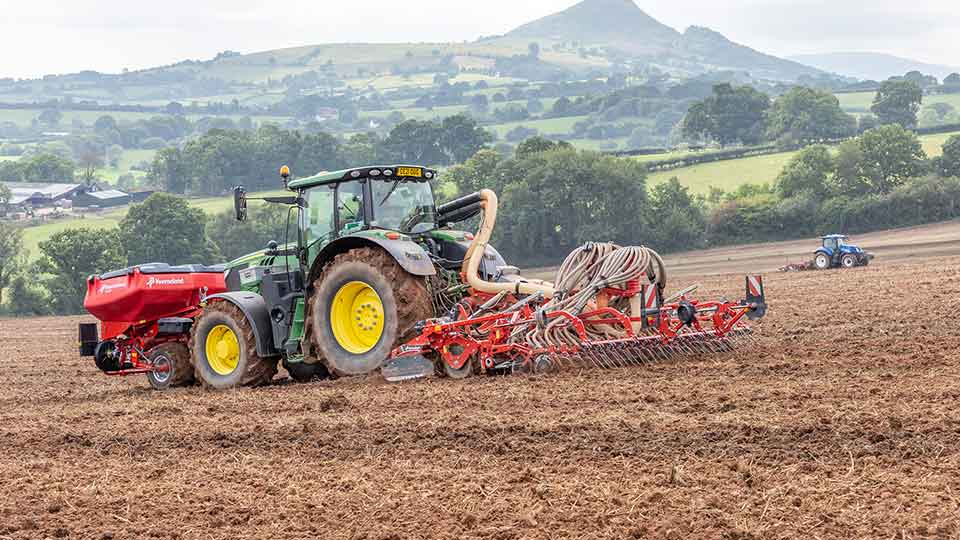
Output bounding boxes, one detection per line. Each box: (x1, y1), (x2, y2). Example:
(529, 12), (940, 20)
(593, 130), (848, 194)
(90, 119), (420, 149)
(146, 342), (194, 390)
(190, 301), (277, 389)
(285, 360), (330, 383)
(814, 253), (831, 270)
(841, 254), (856, 268)
(310, 247), (432, 377)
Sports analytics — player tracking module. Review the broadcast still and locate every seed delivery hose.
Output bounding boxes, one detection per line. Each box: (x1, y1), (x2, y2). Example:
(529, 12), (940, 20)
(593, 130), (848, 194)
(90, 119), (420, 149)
(457, 189), (667, 350)
(520, 243), (667, 349)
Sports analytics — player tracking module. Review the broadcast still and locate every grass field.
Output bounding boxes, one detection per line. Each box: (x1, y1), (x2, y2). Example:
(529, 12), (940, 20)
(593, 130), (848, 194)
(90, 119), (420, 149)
(836, 91), (960, 112)
(20, 215), (120, 259)
(649, 130), (960, 194)
(487, 115), (590, 138)
(648, 150), (799, 193)
(17, 189), (288, 260)
(98, 149), (157, 184)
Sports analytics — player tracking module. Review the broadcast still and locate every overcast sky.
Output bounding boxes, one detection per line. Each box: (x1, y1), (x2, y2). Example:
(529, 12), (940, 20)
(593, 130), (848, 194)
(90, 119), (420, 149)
(1, 0), (957, 79)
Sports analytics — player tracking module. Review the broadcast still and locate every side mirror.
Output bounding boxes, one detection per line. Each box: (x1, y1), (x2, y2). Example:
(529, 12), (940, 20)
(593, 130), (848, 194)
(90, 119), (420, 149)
(233, 186), (247, 221)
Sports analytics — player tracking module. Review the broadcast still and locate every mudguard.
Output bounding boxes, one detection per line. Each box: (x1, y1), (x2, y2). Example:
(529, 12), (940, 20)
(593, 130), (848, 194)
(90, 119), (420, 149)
(312, 235), (436, 280)
(205, 292), (279, 357)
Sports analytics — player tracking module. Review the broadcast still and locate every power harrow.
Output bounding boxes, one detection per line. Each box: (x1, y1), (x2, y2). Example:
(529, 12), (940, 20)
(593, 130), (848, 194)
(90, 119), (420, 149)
(391, 242), (766, 378)
(387, 190), (767, 379)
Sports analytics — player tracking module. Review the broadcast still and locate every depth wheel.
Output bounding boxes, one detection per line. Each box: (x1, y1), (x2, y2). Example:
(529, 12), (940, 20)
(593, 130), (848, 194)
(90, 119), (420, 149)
(146, 342), (194, 390)
(310, 247), (432, 377)
(285, 361), (330, 383)
(444, 360), (475, 379)
(190, 301), (277, 389)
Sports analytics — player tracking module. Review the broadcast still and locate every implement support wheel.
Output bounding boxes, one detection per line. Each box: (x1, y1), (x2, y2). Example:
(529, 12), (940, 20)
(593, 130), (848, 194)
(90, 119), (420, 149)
(146, 342), (194, 390)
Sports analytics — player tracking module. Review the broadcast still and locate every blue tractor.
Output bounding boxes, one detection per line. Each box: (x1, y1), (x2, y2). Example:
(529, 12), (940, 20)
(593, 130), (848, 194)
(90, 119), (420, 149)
(813, 234), (874, 269)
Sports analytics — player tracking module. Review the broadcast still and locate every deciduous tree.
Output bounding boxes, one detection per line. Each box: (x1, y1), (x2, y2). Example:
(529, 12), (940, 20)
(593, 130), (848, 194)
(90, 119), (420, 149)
(37, 228), (127, 314)
(119, 193), (219, 266)
(0, 221), (23, 306)
(871, 80), (923, 127)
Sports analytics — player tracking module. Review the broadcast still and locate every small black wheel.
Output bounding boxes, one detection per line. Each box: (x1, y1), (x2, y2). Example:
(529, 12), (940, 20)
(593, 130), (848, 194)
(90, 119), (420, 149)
(285, 361), (329, 383)
(841, 254), (856, 268)
(146, 342), (194, 390)
(444, 359), (474, 379)
(533, 355), (556, 374)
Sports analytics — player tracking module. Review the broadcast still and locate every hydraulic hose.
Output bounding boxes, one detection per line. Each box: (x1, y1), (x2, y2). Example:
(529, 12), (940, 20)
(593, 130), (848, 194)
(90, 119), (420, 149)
(460, 189), (557, 298)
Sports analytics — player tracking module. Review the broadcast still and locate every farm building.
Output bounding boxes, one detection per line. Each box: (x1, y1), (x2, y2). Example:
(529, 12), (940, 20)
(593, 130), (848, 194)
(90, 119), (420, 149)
(74, 189), (131, 208)
(0, 182), (84, 207)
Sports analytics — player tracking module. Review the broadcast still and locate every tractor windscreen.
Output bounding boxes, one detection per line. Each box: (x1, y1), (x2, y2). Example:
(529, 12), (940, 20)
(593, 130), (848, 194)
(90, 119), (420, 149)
(371, 179), (437, 234)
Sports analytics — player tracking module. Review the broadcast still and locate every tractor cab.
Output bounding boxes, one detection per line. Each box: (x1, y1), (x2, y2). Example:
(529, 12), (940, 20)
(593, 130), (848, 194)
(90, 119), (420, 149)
(234, 165), (440, 248)
(821, 234), (844, 253)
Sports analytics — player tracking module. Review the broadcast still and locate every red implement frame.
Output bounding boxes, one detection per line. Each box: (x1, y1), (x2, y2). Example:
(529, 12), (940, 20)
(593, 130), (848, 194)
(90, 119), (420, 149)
(391, 276), (766, 374)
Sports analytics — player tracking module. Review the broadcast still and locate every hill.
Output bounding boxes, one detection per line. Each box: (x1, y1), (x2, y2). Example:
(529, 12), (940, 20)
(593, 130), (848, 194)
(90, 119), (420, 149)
(500, 0), (823, 81)
(0, 0), (825, 108)
(788, 52), (960, 81)
(505, 0), (680, 51)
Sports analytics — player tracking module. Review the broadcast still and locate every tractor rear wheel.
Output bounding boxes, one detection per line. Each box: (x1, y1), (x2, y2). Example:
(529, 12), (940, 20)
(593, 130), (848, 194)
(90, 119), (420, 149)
(190, 301), (278, 389)
(309, 247), (432, 377)
(814, 253), (831, 270)
(146, 342), (194, 390)
(841, 254), (857, 268)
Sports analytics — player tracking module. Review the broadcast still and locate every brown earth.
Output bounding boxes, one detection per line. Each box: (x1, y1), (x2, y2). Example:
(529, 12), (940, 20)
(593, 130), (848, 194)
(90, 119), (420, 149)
(2, 244), (960, 538)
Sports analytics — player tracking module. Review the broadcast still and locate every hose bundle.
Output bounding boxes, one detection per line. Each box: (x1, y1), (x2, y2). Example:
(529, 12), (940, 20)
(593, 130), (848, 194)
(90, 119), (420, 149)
(516, 243), (667, 349)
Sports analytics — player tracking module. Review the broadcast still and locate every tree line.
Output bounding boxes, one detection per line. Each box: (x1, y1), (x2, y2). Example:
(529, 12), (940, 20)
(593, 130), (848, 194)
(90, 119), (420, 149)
(149, 115), (492, 195)
(3, 129), (960, 316)
(681, 79), (928, 149)
(0, 192), (291, 316)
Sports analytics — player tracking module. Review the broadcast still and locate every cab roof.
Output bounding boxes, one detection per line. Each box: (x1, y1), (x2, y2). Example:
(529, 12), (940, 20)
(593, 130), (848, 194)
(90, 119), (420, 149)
(821, 234), (849, 239)
(287, 165), (438, 190)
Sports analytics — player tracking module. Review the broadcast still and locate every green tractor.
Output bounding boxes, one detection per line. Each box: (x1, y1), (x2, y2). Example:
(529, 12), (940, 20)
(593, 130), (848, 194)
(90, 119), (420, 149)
(190, 165), (502, 388)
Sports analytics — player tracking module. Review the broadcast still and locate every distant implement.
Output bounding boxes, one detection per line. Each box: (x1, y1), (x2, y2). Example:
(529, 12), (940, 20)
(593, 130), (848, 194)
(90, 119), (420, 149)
(80, 164), (768, 390)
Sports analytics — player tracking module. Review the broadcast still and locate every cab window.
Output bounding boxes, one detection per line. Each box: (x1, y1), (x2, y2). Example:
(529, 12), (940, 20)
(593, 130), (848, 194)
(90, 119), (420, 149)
(306, 187), (334, 244)
(336, 181), (365, 233)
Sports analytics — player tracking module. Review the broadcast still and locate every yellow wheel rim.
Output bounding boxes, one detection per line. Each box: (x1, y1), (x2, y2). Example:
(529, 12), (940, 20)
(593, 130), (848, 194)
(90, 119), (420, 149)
(330, 281), (384, 354)
(205, 324), (240, 375)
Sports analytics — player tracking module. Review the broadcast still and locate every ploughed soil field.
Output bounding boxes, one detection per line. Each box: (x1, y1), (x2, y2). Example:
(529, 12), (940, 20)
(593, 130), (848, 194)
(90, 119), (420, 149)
(2, 255), (960, 539)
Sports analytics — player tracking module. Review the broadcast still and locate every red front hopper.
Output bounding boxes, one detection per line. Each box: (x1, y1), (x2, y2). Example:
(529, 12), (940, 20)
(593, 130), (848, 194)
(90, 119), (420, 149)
(84, 264), (227, 337)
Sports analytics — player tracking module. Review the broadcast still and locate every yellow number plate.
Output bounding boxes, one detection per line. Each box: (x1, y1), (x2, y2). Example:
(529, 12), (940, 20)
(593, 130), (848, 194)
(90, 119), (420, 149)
(397, 167), (422, 178)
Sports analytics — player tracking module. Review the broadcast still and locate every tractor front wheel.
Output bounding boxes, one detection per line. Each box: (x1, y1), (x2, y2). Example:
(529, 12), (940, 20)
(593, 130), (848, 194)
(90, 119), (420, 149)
(190, 301), (277, 389)
(146, 342), (194, 390)
(841, 254), (857, 268)
(310, 247), (432, 377)
(814, 253), (831, 270)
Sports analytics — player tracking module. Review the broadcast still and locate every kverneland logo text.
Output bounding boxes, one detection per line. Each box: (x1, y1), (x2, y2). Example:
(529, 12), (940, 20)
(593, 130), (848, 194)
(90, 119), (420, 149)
(146, 276), (185, 287)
